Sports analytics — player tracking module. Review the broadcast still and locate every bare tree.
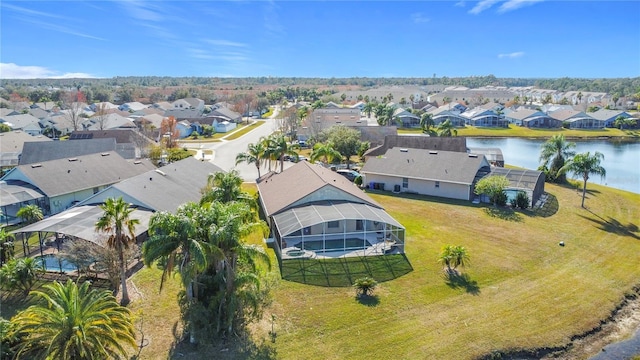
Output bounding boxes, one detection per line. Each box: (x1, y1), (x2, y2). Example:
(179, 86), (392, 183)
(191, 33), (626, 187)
(61, 90), (87, 131)
(92, 102), (110, 130)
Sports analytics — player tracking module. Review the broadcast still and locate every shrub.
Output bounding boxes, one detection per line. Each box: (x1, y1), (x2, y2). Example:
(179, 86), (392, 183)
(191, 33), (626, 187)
(354, 175), (363, 186)
(354, 277), (377, 297)
(495, 191), (508, 207)
(515, 191), (530, 209)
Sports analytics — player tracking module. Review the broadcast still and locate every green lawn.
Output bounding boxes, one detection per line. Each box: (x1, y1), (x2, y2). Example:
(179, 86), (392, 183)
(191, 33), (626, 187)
(3, 182), (639, 359)
(223, 120), (266, 140)
(398, 124), (640, 139)
(260, 182), (640, 359)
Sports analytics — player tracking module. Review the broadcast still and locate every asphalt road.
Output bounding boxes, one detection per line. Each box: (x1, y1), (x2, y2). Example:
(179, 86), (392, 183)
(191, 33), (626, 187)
(180, 106), (295, 182)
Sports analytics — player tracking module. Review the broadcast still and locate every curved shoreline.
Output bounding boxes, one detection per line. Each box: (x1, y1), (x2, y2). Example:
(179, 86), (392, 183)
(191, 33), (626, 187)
(477, 285), (640, 359)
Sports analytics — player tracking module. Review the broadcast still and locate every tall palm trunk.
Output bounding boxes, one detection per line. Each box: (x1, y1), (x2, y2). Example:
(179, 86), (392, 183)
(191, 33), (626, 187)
(581, 176), (588, 208)
(117, 238), (129, 306)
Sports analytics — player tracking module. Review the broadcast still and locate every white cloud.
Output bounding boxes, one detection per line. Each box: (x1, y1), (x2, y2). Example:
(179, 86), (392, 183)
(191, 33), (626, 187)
(455, 1), (466, 7)
(498, 51), (524, 59)
(411, 12), (430, 24)
(498, 0), (544, 13)
(0, 63), (95, 79)
(119, 0), (164, 22)
(204, 39), (247, 47)
(469, 0), (500, 14)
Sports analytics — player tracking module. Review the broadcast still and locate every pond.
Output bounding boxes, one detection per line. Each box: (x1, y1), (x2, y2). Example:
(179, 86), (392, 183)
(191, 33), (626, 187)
(466, 137), (640, 194)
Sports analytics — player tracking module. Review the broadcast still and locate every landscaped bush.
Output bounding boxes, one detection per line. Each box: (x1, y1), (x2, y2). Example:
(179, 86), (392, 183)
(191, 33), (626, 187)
(354, 175), (363, 187)
(354, 277), (377, 297)
(515, 191), (530, 209)
(495, 191), (508, 207)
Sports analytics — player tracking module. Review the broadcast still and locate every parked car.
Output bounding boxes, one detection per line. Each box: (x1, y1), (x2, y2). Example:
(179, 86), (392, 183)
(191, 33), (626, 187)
(336, 169), (360, 182)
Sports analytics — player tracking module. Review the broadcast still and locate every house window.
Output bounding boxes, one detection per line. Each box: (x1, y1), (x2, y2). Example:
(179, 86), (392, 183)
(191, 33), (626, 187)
(435, 181), (440, 188)
(93, 187), (99, 194)
(303, 227), (311, 235)
(356, 220), (363, 231)
(328, 221), (339, 228)
(402, 178), (408, 188)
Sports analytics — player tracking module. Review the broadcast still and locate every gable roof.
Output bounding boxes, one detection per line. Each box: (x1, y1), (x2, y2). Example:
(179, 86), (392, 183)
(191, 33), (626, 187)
(505, 109), (546, 121)
(257, 161), (380, 216)
(20, 138), (117, 165)
(365, 135), (467, 157)
(0, 113), (41, 130)
(0, 131), (51, 167)
(361, 147), (490, 185)
(589, 109), (630, 121)
(164, 108), (203, 119)
(548, 109), (591, 121)
(209, 107), (241, 121)
(4, 151), (154, 197)
(79, 157), (223, 213)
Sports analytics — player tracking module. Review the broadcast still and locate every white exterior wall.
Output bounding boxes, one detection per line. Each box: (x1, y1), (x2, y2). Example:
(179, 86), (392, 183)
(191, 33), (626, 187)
(49, 188), (95, 214)
(365, 173), (472, 201)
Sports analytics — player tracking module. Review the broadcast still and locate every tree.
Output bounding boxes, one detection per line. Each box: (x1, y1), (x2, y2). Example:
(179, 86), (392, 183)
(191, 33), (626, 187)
(560, 151), (606, 208)
(95, 197), (139, 306)
(0, 228), (15, 265)
(362, 102), (375, 118)
(10, 280), (135, 360)
(354, 277), (377, 297)
(236, 141), (266, 179)
(160, 116), (180, 148)
(474, 175), (510, 207)
(438, 245), (470, 274)
(420, 112), (435, 133)
(376, 104), (396, 126)
(436, 119), (458, 137)
(143, 202), (210, 343)
(325, 125), (363, 169)
(16, 204), (43, 224)
(92, 102), (110, 130)
(310, 142), (342, 165)
(577, 91), (583, 104)
(268, 134), (299, 173)
(200, 170), (254, 206)
(311, 100), (325, 110)
(0, 123), (11, 133)
(539, 134), (576, 183)
(0, 258), (44, 296)
(61, 90), (86, 131)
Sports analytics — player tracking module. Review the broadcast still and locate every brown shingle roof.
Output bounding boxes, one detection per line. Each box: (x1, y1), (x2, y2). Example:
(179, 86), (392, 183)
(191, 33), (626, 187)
(257, 161), (380, 216)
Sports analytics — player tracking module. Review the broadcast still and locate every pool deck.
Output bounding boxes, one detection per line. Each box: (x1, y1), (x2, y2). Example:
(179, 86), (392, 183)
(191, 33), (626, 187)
(281, 241), (402, 260)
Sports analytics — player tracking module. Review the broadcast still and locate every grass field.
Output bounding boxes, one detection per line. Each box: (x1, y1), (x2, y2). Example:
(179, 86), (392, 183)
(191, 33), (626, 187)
(398, 124), (640, 139)
(255, 182), (640, 359)
(3, 181), (639, 359)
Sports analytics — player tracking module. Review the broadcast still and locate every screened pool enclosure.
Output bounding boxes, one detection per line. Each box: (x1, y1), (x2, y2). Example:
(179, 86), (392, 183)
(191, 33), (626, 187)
(270, 201), (405, 259)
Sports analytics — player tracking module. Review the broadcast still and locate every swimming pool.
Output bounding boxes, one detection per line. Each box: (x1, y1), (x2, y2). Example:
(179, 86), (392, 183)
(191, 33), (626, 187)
(297, 238), (372, 252)
(34, 254), (77, 273)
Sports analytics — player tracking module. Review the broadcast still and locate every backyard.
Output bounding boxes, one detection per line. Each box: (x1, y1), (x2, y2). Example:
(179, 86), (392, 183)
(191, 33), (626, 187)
(398, 124), (640, 139)
(2, 180), (639, 359)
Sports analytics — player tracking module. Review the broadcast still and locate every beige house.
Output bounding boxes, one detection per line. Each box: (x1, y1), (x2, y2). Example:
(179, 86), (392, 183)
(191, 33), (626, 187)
(257, 161), (405, 260)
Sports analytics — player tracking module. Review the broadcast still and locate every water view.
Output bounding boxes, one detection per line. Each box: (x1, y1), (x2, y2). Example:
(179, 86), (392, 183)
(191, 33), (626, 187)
(466, 138), (640, 194)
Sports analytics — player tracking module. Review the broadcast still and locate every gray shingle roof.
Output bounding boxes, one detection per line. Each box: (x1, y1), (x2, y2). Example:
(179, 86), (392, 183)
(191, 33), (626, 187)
(6, 151), (154, 197)
(79, 157), (223, 213)
(257, 161), (380, 217)
(361, 148), (490, 185)
(20, 138), (117, 165)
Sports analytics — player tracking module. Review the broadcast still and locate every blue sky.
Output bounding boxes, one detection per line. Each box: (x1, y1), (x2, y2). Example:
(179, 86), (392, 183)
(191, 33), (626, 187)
(1, 1), (639, 79)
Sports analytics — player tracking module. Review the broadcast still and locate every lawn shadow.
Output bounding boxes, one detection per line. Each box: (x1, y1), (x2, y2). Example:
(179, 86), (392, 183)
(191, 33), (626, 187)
(579, 210), (640, 240)
(280, 254), (413, 287)
(443, 271), (480, 296)
(533, 192), (559, 218)
(355, 294), (380, 307)
(483, 207), (523, 222)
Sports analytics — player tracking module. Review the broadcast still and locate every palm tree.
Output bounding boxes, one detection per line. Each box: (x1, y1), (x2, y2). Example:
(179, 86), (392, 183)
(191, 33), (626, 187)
(438, 245), (470, 274)
(269, 134), (299, 172)
(95, 197), (139, 306)
(11, 280), (135, 360)
(560, 151), (606, 208)
(200, 170), (254, 206)
(16, 204), (43, 224)
(310, 142), (342, 165)
(539, 134), (576, 183)
(362, 102), (375, 118)
(0, 228), (15, 265)
(0, 258), (44, 296)
(420, 112), (435, 133)
(376, 105), (396, 126)
(236, 141), (266, 178)
(436, 119), (458, 137)
(311, 100), (325, 110)
(143, 202), (209, 343)
(204, 201), (270, 336)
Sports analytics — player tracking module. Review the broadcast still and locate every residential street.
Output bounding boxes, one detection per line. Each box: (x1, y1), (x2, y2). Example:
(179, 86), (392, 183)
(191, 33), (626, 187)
(180, 106), (294, 182)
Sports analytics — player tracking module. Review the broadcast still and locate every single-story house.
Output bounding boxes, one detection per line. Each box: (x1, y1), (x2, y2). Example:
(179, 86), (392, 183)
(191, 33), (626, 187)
(360, 147), (492, 201)
(505, 109), (562, 128)
(427, 106), (467, 127)
(0, 114), (43, 135)
(393, 108), (420, 128)
(1, 151), (154, 215)
(461, 108), (509, 127)
(589, 109), (632, 128)
(257, 161), (405, 260)
(214, 120), (237, 133)
(0, 131), (51, 169)
(548, 110), (603, 129)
